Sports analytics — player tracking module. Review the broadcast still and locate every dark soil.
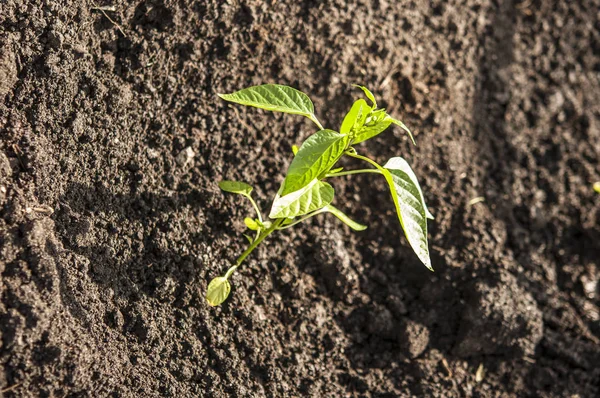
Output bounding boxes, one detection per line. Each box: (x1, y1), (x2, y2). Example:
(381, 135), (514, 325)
(1, 0), (600, 396)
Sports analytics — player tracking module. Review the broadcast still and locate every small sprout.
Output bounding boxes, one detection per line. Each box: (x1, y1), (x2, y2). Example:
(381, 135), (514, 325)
(594, 182), (600, 194)
(210, 83), (433, 306)
(206, 277), (231, 307)
(244, 217), (261, 231)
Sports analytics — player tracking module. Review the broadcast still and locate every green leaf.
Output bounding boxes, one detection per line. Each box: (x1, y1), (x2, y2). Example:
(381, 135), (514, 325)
(352, 84), (377, 108)
(381, 158), (431, 270)
(269, 179), (334, 219)
(219, 180), (253, 196)
(323, 205), (367, 231)
(353, 115), (393, 144)
(244, 217), (260, 231)
(206, 277), (231, 306)
(340, 99), (370, 136)
(282, 130), (349, 195)
(218, 84), (321, 127)
(243, 234), (254, 244)
(384, 157), (434, 220)
(291, 144), (299, 155)
(329, 167), (344, 174)
(390, 118), (416, 145)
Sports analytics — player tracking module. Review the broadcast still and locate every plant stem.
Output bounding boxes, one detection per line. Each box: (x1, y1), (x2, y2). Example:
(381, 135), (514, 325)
(310, 115), (325, 130)
(225, 218), (285, 279)
(244, 194), (263, 223)
(276, 208), (327, 230)
(345, 149), (385, 170)
(325, 168), (381, 178)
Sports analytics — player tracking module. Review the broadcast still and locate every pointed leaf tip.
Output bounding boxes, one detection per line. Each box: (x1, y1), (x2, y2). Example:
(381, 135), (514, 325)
(219, 180), (253, 196)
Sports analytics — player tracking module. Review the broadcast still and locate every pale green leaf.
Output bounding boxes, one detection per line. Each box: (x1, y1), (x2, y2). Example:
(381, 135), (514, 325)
(391, 118), (416, 145)
(323, 205), (367, 231)
(594, 182), (600, 193)
(206, 277), (231, 306)
(352, 84), (377, 108)
(384, 157), (433, 220)
(269, 179), (334, 219)
(282, 130), (349, 195)
(219, 180), (253, 196)
(243, 234), (253, 244)
(381, 158), (431, 270)
(244, 217), (260, 231)
(340, 99), (369, 136)
(329, 167), (344, 174)
(291, 145), (299, 155)
(218, 84), (320, 126)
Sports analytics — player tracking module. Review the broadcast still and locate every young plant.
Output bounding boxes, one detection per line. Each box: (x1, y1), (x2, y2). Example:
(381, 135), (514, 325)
(206, 84), (433, 306)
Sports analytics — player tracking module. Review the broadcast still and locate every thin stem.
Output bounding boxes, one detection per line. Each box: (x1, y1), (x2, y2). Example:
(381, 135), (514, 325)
(309, 115), (325, 130)
(345, 149), (384, 170)
(276, 208), (327, 230)
(244, 194), (263, 223)
(325, 168), (382, 178)
(226, 218), (284, 281)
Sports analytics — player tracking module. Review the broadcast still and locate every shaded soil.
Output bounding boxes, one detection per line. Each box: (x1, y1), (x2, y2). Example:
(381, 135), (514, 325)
(1, 0), (600, 396)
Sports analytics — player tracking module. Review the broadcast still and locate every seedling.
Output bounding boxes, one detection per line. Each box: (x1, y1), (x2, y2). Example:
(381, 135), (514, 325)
(207, 84), (433, 306)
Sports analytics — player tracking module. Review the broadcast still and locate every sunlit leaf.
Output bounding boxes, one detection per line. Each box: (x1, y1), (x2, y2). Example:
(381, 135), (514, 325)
(384, 157), (434, 220)
(323, 205), (367, 231)
(390, 118), (416, 145)
(353, 115), (393, 144)
(219, 180), (253, 196)
(594, 182), (600, 193)
(382, 157), (432, 270)
(340, 99), (369, 136)
(292, 145), (299, 155)
(218, 84), (321, 126)
(352, 84), (377, 108)
(269, 179), (334, 219)
(282, 129), (349, 195)
(244, 217), (260, 231)
(206, 277), (231, 306)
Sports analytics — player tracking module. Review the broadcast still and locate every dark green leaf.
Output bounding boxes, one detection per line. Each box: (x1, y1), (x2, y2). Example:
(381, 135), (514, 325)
(282, 130), (349, 195)
(269, 179), (334, 219)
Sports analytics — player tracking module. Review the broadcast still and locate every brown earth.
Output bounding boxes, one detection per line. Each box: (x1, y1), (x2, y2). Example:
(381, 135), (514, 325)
(1, 0), (600, 397)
